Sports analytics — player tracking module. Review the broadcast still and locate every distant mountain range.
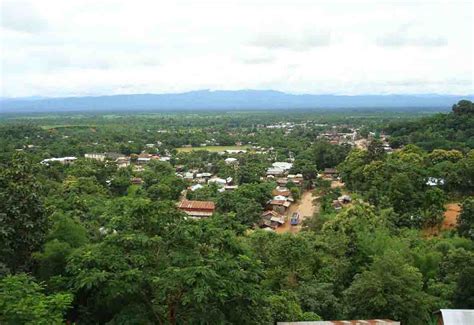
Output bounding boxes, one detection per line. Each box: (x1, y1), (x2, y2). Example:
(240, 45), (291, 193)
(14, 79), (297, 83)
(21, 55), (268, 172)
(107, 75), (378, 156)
(1, 90), (472, 113)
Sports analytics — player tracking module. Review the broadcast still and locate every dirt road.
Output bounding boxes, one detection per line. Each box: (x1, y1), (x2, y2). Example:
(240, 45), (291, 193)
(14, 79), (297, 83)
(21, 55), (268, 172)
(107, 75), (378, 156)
(276, 191), (318, 234)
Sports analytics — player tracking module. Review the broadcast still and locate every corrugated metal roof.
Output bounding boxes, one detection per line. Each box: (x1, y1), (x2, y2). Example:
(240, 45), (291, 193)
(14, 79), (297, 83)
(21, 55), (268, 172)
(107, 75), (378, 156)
(262, 210), (281, 218)
(270, 216), (285, 224)
(178, 200), (215, 211)
(270, 200), (287, 205)
(439, 309), (474, 325)
(277, 320), (399, 325)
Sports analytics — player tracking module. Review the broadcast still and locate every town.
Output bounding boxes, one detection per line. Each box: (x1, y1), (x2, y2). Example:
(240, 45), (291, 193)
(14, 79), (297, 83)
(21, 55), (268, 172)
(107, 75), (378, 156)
(36, 121), (383, 233)
(1, 0), (473, 322)
(1, 102), (473, 325)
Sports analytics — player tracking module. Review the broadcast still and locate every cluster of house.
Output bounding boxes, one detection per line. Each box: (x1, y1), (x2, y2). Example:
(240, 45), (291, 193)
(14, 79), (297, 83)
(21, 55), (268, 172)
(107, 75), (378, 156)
(264, 122), (307, 133)
(317, 128), (394, 154)
(266, 161), (305, 188)
(175, 159), (352, 227)
(83, 152), (172, 168)
(176, 183), (296, 229)
(318, 128), (357, 145)
(266, 161), (293, 176)
(36, 152), (166, 185)
(176, 160), (300, 226)
(175, 168), (225, 219)
(254, 161), (306, 230)
(259, 186), (295, 230)
(177, 168), (238, 193)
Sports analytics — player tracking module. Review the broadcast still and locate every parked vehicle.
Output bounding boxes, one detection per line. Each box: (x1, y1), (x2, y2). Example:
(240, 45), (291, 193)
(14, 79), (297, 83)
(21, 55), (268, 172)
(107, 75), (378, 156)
(290, 212), (300, 225)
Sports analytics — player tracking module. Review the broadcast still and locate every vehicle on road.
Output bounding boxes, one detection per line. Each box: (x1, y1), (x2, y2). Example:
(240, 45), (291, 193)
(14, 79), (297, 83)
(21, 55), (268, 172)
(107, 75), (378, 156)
(290, 212), (300, 225)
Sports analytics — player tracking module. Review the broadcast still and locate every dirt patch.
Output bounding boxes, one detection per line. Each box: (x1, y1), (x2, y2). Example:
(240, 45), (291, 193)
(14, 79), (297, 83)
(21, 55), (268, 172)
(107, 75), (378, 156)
(331, 180), (344, 188)
(275, 191), (318, 234)
(443, 203), (460, 230)
(355, 139), (368, 150)
(423, 203), (460, 236)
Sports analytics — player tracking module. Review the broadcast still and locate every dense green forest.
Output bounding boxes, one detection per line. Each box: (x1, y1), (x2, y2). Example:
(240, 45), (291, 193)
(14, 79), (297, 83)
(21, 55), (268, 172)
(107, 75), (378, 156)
(0, 102), (473, 324)
(386, 100), (474, 151)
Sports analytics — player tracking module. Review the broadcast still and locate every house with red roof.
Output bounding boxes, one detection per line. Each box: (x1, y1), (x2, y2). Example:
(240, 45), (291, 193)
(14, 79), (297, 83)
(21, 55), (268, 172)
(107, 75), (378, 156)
(178, 200), (215, 219)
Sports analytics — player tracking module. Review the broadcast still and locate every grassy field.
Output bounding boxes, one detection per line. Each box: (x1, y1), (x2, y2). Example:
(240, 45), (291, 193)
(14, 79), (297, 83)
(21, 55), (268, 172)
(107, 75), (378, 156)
(176, 145), (250, 153)
(40, 125), (96, 129)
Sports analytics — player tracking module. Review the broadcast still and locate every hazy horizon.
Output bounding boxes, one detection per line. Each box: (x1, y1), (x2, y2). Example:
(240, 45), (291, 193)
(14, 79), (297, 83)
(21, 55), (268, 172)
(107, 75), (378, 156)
(2, 90), (472, 114)
(2, 89), (474, 101)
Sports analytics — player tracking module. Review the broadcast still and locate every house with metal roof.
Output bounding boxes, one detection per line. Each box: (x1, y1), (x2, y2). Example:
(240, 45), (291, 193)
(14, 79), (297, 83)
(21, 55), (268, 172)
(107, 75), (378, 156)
(277, 320), (399, 325)
(178, 200), (215, 219)
(434, 309), (474, 325)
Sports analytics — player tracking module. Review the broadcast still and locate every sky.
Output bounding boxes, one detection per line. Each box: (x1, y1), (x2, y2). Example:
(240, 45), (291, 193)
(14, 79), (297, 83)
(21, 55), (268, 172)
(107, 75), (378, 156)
(0, 0), (473, 98)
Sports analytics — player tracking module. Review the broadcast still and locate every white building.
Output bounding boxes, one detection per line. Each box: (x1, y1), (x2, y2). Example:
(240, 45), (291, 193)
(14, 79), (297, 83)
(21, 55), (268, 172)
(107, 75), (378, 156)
(184, 172), (194, 180)
(208, 177), (227, 186)
(84, 153), (106, 161)
(426, 177), (445, 186)
(190, 184), (204, 191)
(225, 149), (247, 154)
(272, 162), (293, 170)
(41, 157), (77, 165)
(225, 157), (238, 164)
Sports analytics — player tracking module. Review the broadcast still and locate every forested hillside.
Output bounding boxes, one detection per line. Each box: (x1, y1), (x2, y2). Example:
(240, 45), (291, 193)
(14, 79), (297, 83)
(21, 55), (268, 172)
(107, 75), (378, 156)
(386, 100), (474, 151)
(0, 103), (473, 324)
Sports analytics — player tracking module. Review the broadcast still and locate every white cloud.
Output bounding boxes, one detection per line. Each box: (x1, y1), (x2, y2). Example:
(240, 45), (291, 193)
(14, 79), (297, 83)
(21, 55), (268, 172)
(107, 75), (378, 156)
(377, 35), (447, 47)
(0, 0), (472, 97)
(1, 0), (47, 33)
(250, 29), (331, 51)
(376, 24), (448, 47)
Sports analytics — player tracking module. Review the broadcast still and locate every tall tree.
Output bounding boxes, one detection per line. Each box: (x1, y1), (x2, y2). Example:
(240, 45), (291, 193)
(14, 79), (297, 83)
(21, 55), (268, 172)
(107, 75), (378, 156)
(366, 139), (385, 162)
(0, 153), (49, 273)
(0, 274), (72, 324)
(344, 251), (432, 324)
(458, 198), (474, 239)
(452, 99), (473, 115)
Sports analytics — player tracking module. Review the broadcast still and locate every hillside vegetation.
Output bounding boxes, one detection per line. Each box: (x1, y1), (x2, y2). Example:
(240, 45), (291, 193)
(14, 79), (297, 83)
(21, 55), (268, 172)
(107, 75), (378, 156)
(0, 104), (473, 324)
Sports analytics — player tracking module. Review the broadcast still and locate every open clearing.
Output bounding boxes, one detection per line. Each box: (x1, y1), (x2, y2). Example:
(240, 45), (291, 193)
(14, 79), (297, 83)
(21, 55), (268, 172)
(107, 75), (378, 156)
(176, 145), (250, 153)
(443, 203), (461, 230)
(424, 202), (461, 236)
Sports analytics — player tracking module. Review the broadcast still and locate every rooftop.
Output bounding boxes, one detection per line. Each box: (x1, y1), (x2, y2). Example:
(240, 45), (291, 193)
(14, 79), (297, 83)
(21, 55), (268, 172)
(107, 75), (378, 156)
(178, 200), (215, 211)
(277, 320), (400, 325)
(435, 309), (474, 325)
